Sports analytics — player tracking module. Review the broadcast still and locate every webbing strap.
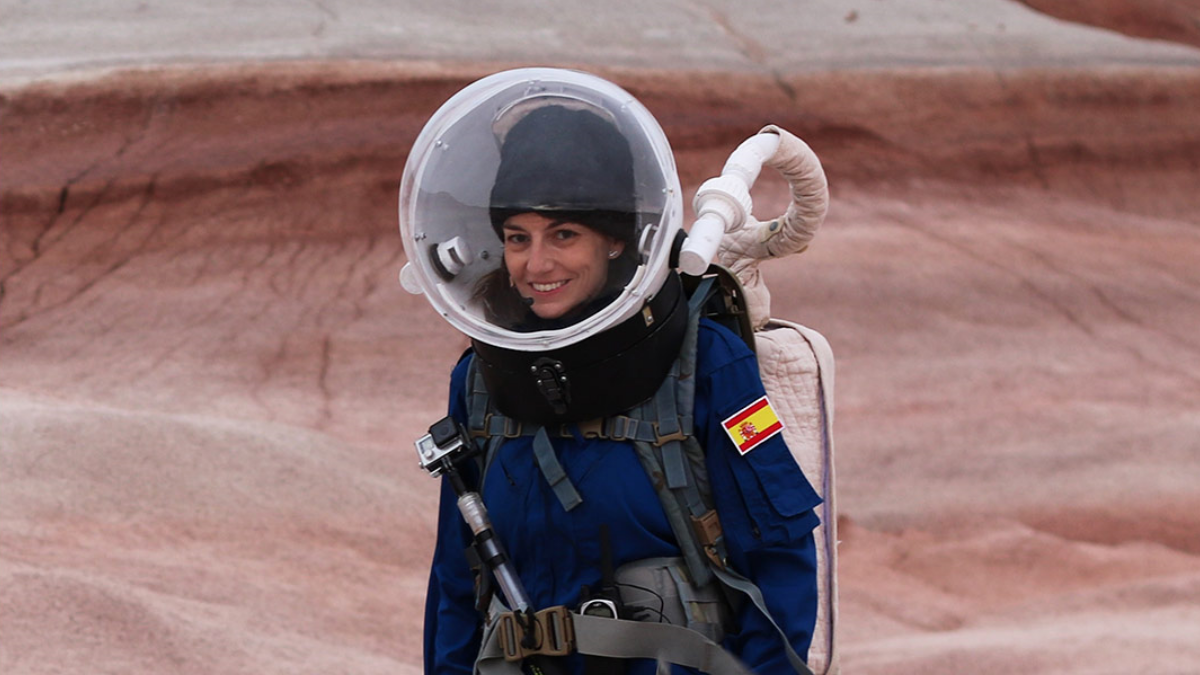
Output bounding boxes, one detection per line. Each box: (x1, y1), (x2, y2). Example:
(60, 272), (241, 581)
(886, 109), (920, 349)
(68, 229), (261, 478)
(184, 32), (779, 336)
(573, 614), (755, 675)
(712, 565), (815, 675)
(675, 436), (717, 534)
(476, 406), (674, 445)
(681, 437), (713, 517)
(468, 358), (489, 433)
(477, 615), (523, 675)
(665, 437), (710, 525)
(599, 416), (658, 443)
(632, 440), (714, 589)
(656, 361), (683, 441)
(667, 564), (718, 638)
(531, 425), (583, 512)
(484, 415), (522, 438)
(662, 440), (688, 490)
(479, 434), (505, 494)
(475, 612), (756, 675)
(625, 277), (720, 587)
(677, 280), (706, 436)
(688, 276), (717, 316)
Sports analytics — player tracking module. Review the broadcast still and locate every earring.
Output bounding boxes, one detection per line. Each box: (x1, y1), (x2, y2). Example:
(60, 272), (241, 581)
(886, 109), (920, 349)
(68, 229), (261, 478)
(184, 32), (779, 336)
(608, 250), (619, 259)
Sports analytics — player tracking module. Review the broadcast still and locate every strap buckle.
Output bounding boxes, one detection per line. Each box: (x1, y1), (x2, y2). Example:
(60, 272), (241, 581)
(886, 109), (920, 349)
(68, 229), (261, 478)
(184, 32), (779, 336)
(605, 416), (633, 442)
(691, 510), (727, 570)
(497, 606), (575, 662)
(577, 418), (604, 439)
(481, 414), (523, 439)
(653, 422), (688, 446)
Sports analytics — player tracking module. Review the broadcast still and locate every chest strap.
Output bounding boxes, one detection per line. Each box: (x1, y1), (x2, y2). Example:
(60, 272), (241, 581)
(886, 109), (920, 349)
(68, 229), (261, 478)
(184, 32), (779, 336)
(473, 411), (690, 447)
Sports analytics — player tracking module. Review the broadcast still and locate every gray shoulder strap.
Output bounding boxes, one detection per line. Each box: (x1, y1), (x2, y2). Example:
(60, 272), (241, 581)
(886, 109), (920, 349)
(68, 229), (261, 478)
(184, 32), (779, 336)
(631, 438), (714, 589)
(466, 355), (490, 434)
(633, 275), (815, 675)
(713, 565), (815, 675)
(531, 424), (583, 511)
(627, 276), (717, 586)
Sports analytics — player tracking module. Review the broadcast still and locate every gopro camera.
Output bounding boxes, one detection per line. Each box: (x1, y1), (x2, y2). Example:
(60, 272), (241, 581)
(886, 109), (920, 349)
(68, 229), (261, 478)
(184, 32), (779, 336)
(415, 416), (473, 477)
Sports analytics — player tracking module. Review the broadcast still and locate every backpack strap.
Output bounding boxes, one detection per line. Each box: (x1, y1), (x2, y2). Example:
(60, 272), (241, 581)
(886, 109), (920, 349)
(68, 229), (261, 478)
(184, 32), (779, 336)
(628, 273), (815, 675)
(466, 355), (491, 435)
(627, 275), (724, 587)
(531, 424), (583, 511)
(713, 565), (814, 675)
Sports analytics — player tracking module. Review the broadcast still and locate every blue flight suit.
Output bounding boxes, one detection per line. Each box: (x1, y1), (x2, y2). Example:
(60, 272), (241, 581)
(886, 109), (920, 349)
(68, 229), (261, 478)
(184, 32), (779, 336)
(424, 319), (823, 674)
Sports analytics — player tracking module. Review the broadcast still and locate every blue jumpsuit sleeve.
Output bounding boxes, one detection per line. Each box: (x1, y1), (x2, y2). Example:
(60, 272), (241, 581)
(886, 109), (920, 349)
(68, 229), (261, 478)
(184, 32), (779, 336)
(695, 323), (823, 671)
(423, 355), (483, 675)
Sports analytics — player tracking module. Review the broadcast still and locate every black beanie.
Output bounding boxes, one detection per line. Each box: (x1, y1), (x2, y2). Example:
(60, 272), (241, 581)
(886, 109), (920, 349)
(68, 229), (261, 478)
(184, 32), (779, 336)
(489, 105), (637, 244)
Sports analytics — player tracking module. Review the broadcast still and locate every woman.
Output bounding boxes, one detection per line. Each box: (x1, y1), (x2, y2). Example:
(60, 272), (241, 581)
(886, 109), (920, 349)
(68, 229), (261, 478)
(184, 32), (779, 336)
(400, 69), (821, 675)
(471, 104), (641, 334)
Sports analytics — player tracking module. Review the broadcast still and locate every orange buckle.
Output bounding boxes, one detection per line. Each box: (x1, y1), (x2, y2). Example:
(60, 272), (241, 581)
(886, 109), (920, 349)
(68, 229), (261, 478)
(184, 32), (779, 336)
(497, 607), (575, 662)
(577, 418), (604, 439)
(691, 510), (727, 569)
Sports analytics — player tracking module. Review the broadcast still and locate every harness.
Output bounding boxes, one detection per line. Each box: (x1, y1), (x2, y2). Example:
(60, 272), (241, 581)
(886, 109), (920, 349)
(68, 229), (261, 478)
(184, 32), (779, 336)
(463, 272), (814, 675)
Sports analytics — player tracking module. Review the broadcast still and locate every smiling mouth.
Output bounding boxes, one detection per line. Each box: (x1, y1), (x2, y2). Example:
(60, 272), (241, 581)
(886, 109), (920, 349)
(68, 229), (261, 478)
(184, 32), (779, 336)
(531, 281), (568, 293)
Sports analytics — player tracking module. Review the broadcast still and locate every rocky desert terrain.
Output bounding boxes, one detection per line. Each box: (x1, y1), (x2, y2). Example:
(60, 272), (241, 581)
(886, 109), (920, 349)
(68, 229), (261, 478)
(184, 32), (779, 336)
(3, 1), (1199, 673)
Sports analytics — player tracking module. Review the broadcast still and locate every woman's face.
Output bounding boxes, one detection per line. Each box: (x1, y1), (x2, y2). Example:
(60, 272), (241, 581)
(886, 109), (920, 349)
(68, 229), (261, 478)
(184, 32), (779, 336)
(502, 212), (625, 320)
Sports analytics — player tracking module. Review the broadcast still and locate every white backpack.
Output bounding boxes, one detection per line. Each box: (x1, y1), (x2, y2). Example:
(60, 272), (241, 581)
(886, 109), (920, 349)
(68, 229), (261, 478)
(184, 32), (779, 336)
(753, 317), (838, 675)
(721, 124), (838, 675)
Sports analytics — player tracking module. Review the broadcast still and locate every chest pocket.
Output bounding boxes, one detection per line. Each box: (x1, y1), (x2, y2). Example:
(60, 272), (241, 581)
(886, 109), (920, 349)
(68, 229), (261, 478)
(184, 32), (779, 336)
(725, 433), (823, 549)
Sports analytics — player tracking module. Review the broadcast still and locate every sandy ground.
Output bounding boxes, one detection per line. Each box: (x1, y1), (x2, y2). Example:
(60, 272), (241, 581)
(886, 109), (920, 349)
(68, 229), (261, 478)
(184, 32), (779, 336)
(3, 1), (1200, 673)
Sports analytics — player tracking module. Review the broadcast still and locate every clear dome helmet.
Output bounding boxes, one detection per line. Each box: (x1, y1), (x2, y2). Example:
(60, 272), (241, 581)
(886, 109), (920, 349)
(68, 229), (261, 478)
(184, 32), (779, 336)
(399, 68), (688, 424)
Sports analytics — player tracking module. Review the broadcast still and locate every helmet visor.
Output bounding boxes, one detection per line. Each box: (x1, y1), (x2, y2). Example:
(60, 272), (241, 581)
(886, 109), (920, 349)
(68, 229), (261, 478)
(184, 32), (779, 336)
(399, 68), (681, 351)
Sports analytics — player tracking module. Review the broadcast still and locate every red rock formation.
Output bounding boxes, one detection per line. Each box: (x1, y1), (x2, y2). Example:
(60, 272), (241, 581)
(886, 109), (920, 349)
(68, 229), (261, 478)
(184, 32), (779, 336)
(3, 13), (1200, 673)
(1019, 0), (1200, 49)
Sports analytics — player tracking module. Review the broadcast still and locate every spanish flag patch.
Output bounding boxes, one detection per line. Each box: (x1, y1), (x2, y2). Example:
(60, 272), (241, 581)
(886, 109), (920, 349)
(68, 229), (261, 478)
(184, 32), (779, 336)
(721, 395), (784, 455)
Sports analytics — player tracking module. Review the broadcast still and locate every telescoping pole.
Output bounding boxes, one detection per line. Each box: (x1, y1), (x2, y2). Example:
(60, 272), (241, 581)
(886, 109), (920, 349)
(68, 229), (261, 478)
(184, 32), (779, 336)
(416, 417), (534, 616)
